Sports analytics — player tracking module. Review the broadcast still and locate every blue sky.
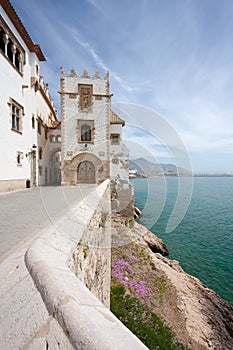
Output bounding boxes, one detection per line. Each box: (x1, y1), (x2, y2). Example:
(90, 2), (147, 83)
(11, 0), (233, 173)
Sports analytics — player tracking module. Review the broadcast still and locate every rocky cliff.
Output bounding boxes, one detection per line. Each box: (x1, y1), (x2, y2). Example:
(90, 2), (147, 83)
(111, 218), (233, 350)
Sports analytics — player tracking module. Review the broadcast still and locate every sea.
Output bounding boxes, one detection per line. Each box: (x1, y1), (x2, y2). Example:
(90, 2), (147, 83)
(131, 176), (233, 307)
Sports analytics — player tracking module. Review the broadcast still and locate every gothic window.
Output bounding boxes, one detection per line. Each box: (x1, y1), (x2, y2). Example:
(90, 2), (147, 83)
(78, 84), (93, 111)
(11, 99), (23, 133)
(0, 17), (25, 73)
(77, 120), (94, 143)
(81, 124), (91, 141)
(7, 38), (13, 62)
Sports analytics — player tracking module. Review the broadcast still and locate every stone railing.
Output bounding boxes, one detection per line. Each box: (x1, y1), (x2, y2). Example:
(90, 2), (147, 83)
(24, 180), (148, 349)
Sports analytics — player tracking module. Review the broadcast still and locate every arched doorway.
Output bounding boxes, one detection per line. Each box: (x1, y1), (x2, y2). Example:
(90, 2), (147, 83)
(48, 149), (61, 185)
(77, 161), (95, 184)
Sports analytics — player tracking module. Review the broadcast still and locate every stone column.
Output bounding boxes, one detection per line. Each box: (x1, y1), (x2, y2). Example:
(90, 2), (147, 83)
(3, 34), (9, 56)
(18, 53), (23, 72)
(11, 44), (16, 65)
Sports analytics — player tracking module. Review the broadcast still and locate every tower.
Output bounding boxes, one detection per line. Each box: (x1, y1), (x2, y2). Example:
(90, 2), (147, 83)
(60, 67), (133, 216)
(60, 68), (111, 185)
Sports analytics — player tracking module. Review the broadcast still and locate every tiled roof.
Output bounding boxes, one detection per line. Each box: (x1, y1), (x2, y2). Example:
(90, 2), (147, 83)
(0, 0), (45, 61)
(110, 110), (125, 126)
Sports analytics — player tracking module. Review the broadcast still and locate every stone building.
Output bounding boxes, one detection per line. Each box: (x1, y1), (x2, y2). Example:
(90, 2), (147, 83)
(0, 0), (133, 215)
(60, 67), (133, 215)
(0, 0), (59, 191)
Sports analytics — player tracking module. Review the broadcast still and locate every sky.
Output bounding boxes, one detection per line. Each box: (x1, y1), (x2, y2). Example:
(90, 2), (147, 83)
(10, 0), (233, 173)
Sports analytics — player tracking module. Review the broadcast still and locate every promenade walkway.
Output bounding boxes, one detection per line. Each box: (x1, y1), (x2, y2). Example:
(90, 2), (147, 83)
(0, 186), (94, 257)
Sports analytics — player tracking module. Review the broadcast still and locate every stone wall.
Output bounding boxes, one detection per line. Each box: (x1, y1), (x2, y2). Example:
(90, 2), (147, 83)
(69, 182), (111, 307)
(0, 178), (27, 191)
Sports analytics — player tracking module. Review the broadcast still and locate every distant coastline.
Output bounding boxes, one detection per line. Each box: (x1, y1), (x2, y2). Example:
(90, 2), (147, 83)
(129, 157), (233, 178)
(130, 174), (233, 178)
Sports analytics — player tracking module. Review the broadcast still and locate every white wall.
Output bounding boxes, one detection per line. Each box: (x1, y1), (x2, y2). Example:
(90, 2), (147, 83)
(61, 71), (110, 164)
(0, 5), (57, 190)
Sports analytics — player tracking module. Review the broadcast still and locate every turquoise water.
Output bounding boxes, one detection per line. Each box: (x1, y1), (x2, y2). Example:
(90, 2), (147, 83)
(131, 177), (233, 306)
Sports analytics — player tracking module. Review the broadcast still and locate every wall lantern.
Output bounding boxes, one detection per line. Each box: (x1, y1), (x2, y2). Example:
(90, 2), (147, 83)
(26, 144), (37, 157)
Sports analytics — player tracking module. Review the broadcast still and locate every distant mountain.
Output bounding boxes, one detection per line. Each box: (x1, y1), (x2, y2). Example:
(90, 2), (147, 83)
(129, 158), (190, 177)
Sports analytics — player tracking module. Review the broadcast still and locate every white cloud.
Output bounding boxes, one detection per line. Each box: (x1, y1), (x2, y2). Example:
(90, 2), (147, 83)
(71, 30), (135, 93)
(10, 0), (233, 172)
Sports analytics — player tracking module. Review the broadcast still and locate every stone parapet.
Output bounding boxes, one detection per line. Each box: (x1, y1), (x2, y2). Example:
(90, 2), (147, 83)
(23, 180), (147, 349)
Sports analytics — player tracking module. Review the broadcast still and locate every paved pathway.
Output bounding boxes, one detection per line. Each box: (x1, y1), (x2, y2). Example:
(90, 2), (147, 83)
(0, 186), (95, 257)
(0, 184), (101, 349)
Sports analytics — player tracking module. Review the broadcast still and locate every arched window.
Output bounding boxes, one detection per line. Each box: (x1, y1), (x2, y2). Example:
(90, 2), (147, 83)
(81, 124), (91, 142)
(0, 28), (5, 53)
(50, 135), (56, 142)
(0, 26), (24, 73)
(15, 48), (20, 70)
(7, 38), (13, 62)
(56, 135), (61, 143)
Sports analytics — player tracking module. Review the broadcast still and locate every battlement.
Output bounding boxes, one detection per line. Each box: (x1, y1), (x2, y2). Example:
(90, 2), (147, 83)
(60, 67), (110, 81)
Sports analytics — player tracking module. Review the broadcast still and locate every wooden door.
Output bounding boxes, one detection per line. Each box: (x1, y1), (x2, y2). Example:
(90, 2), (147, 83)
(77, 161), (95, 184)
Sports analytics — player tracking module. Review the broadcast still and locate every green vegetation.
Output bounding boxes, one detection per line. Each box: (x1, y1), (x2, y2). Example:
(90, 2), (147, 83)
(129, 218), (135, 228)
(111, 281), (190, 350)
(155, 276), (167, 303)
(83, 244), (89, 259)
(124, 217), (135, 228)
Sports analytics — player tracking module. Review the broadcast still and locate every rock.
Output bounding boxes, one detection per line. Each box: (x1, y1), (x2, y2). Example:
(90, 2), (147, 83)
(143, 230), (169, 256)
(117, 221), (233, 349)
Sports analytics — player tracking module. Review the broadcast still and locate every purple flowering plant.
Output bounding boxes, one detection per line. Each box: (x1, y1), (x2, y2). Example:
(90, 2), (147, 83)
(112, 255), (151, 298)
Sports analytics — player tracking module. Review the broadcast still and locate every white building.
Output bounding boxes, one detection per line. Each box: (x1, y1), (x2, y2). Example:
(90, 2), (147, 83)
(60, 68), (133, 215)
(0, 1), (133, 215)
(0, 0), (58, 191)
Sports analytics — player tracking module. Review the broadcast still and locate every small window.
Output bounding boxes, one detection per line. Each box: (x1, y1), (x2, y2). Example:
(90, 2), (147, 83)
(16, 151), (23, 166)
(78, 120), (94, 143)
(50, 135), (56, 143)
(39, 147), (42, 160)
(111, 134), (120, 145)
(81, 124), (91, 141)
(11, 99), (23, 133)
(45, 129), (48, 140)
(37, 120), (41, 134)
(32, 115), (35, 129)
(56, 135), (61, 143)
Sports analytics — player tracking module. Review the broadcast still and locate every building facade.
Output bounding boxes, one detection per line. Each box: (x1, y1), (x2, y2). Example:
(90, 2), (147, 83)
(0, 0), (59, 191)
(0, 0), (132, 215)
(60, 67), (133, 215)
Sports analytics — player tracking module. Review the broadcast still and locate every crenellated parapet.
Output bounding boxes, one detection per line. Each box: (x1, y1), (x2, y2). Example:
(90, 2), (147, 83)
(59, 67), (110, 85)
